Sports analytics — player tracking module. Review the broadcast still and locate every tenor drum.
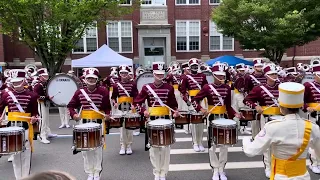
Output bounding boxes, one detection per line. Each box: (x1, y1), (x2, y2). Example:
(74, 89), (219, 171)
(124, 113), (141, 129)
(136, 72), (154, 91)
(210, 119), (237, 146)
(174, 111), (190, 125)
(147, 119), (175, 147)
(73, 123), (102, 151)
(240, 108), (256, 121)
(0, 127), (25, 155)
(190, 112), (205, 124)
(47, 74), (79, 107)
(109, 114), (122, 128)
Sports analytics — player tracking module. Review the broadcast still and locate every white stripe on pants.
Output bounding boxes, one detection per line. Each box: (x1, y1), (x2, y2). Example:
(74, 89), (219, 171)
(82, 146), (103, 177)
(39, 102), (51, 139)
(58, 107), (69, 126)
(150, 146), (170, 177)
(13, 130), (31, 180)
(209, 145), (228, 173)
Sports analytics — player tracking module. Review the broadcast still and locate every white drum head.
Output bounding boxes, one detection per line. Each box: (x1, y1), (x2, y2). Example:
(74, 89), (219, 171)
(0, 127), (24, 132)
(212, 119), (236, 125)
(136, 72), (154, 91)
(47, 74), (79, 106)
(148, 119), (172, 126)
(75, 123), (100, 129)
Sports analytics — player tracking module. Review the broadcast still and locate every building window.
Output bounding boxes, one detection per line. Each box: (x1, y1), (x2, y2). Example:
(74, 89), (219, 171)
(176, 0), (200, 5)
(176, 20), (201, 52)
(73, 26), (98, 53)
(209, 21), (234, 51)
(107, 21), (133, 53)
(141, 0), (166, 6)
(120, 0), (131, 5)
(209, 0), (221, 5)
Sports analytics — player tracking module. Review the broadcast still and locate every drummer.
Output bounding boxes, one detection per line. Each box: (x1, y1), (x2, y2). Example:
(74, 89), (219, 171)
(68, 67), (111, 180)
(180, 58), (208, 152)
(232, 63), (251, 135)
(244, 58), (267, 95)
(165, 64), (183, 110)
(180, 62), (191, 134)
(243, 64), (280, 178)
(192, 63), (240, 180)
(111, 65), (138, 155)
(243, 82), (320, 180)
(303, 64), (320, 174)
(284, 67), (303, 83)
(0, 69), (39, 180)
(33, 68), (57, 144)
(134, 61), (180, 180)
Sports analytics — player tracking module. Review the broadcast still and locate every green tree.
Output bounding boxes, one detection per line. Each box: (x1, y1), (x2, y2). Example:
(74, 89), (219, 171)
(212, 0), (320, 64)
(0, 0), (137, 76)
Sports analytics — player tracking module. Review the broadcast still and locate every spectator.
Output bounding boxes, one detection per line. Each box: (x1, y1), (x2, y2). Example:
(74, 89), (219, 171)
(21, 171), (76, 180)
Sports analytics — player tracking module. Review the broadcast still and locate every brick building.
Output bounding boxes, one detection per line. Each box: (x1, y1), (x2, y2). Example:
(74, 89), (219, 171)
(0, 0), (320, 76)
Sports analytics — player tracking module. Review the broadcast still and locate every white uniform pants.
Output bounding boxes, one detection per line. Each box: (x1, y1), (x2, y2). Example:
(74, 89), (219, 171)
(120, 126), (133, 148)
(13, 130), (31, 180)
(150, 146), (170, 177)
(209, 145), (228, 173)
(82, 146), (103, 177)
(39, 102), (51, 139)
(191, 100), (206, 146)
(58, 107), (69, 126)
(231, 93), (245, 111)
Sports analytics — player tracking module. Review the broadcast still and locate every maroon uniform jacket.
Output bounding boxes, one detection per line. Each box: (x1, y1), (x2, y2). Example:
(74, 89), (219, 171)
(180, 73), (208, 102)
(33, 81), (47, 99)
(133, 83), (178, 114)
(244, 73), (267, 95)
(103, 76), (119, 89)
(303, 81), (320, 110)
(165, 74), (181, 85)
(192, 83), (236, 119)
(0, 89), (38, 129)
(243, 83), (279, 109)
(234, 73), (246, 94)
(111, 80), (138, 102)
(67, 87), (111, 118)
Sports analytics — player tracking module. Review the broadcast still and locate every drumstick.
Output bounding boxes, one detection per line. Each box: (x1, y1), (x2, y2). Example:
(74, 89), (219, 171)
(13, 115), (42, 120)
(262, 103), (276, 112)
(50, 91), (61, 100)
(162, 104), (185, 118)
(207, 102), (221, 113)
(90, 108), (115, 121)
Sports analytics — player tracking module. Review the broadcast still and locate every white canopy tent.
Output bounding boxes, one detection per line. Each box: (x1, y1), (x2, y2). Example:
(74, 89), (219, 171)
(71, 44), (133, 67)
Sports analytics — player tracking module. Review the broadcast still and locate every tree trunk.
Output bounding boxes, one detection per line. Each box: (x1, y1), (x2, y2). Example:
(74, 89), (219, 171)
(262, 48), (285, 65)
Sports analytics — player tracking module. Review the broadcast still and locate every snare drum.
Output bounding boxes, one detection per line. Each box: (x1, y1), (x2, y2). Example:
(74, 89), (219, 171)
(190, 112), (204, 124)
(109, 114), (122, 128)
(174, 111), (190, 125)
(210, 119), (237, 146)
(73, 123), (102, 151)
(240, 108), (256, 121)
(0, 127), (25, 155)
(124, 113), (141, 129)
(147, 119), (175, 147)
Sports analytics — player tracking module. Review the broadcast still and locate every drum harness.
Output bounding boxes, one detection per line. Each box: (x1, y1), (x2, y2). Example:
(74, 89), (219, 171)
(259, 85), (279, 123)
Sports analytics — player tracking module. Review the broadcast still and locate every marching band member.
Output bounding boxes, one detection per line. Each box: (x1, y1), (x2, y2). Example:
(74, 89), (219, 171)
(180, 58), (208, 152)
(303, 64), (320, 174)
(111, 65), (138, 155)
(284, 67), (303, 83)
(243, 82), (320, 180)
(165, 64), (183, 109)
(0, 69), (39, 180)
(232, 63), (251, 134)
(104, 67), (119, 113)
(243, 65), (280, 178)
(68, 68), (111, 180)
(192, 63), (239, 180)
(134, 62), (180, 180)
(180, 62), (191, 134)
(33, 68), (57, 144)
(244, 58), (267, 95)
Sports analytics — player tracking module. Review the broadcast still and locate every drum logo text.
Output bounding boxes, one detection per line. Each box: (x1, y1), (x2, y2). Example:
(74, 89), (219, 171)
(56, 78), (71, 82)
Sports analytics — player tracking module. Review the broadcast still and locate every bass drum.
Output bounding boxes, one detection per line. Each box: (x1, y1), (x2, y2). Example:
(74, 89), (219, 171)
(136, 72), (154, 91)
(47, 73), (79, 106)
(203, 71), (214, 84)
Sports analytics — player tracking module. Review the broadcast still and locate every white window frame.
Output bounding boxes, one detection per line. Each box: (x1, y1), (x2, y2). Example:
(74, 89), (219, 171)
(106, 21), (133, 54)
(209, 0), (221, 5)
(141, 0), (166, 6)
(72, 25), (99, 54)
(175, 20), (201, 52)
(119, 0), (132, 6)
(209, 21), (234, 52)
(175, 0), (201, 5)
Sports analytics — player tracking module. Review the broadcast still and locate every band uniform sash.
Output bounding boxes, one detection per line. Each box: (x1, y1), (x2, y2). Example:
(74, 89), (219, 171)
(208, 105), (226, 114)
(234, 88), (240, 94)
(307, 103), (320, 111)
(8, 112), (34, 152)
(270, 121), (311, 179)
(173, 84), (179, 90)
(189, 90), (200, 97)
(261, 106), (281, 115)
(81, 110), (107, 149)
(149, 107), (170, 116)
(118, 96), (133, 104)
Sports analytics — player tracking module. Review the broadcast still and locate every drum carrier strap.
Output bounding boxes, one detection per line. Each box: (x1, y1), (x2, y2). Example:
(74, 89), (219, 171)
(116, 83), (130, 97)
(186, 75), (201, 90)
(249, 75), (261, 85)
(146, 85), (165, 107)
(208, 85), (224, 106)
(260, 85), (279, 106)
(309, 82), (320, 94)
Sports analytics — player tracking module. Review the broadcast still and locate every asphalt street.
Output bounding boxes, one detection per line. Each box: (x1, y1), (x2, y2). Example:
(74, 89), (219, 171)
(0, 113), (319, 180)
